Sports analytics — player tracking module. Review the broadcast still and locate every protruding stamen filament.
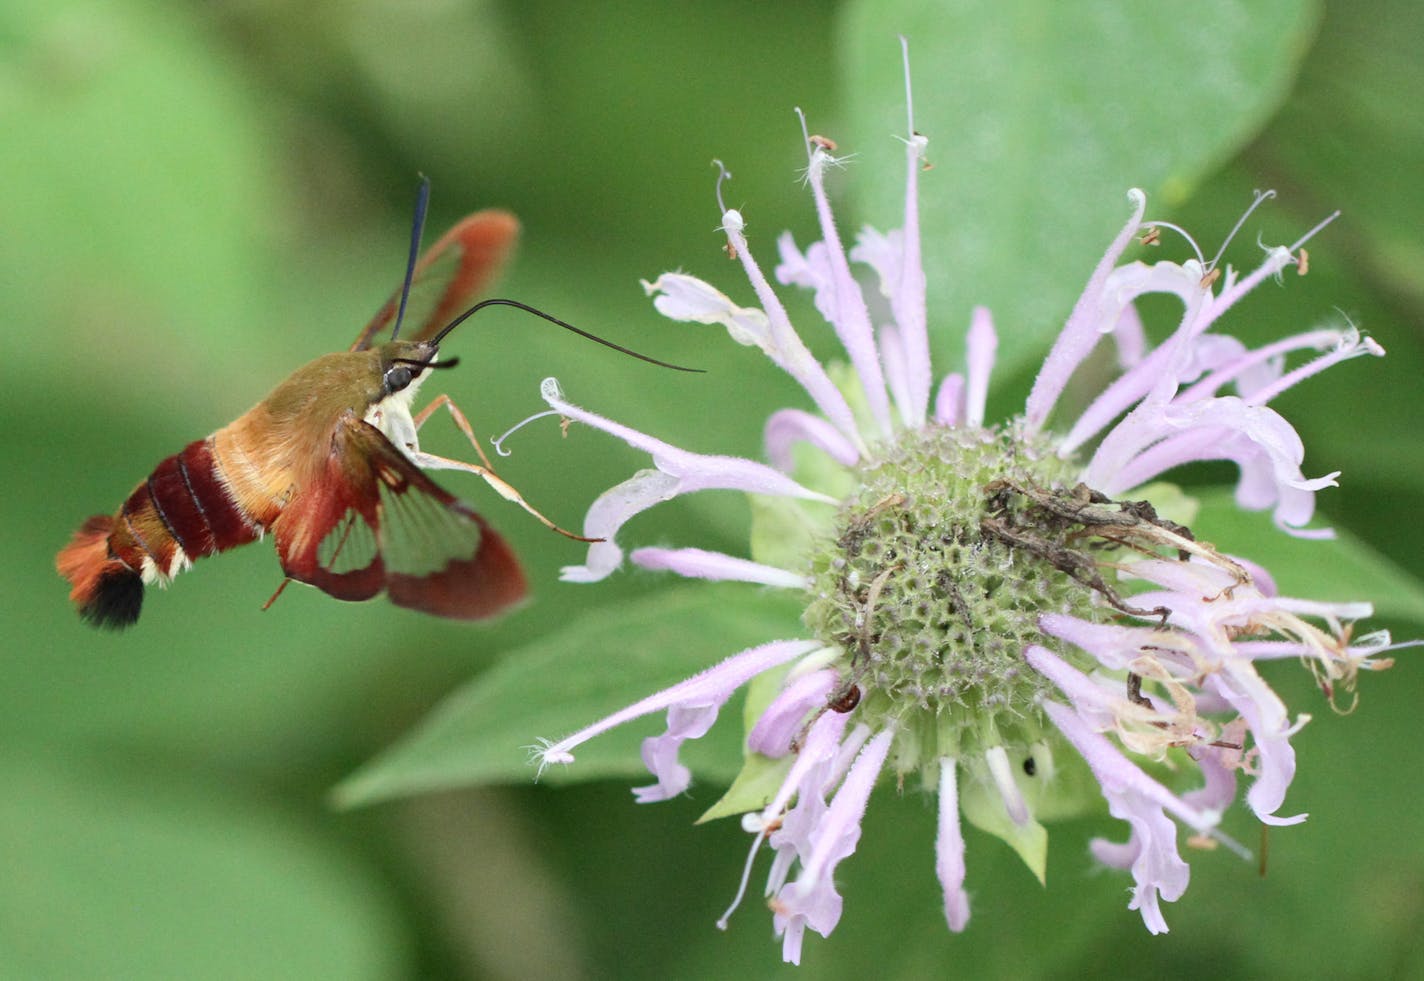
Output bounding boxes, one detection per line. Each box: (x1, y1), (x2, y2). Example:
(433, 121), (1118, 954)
(713, 159), (733, 214)
(1289, 209), (1341, 253)
(1208, 188), (1276, 271)
(491, 409), (562, 457)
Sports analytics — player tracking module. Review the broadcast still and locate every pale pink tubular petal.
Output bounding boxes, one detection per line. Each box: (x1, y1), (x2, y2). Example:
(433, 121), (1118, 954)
(1205, 666), (1307, 825)
(1177, 328), (1355, 403)
(1195, 245), (1296, 335)
(543, 380), (833, 501)
(964, 306), (998, 428)
(1182, 727), (1243, 816)
(795, 143), (893, 438)
(542, 377), (836, 581)
(1025, 188), (1147, 433)
(1028, 649), (1219, 831)
(1112, 302), (1147, 369)
(563, 470), (680, 583)
(1038, 696), (1203, 935)
(641, 273), (772, 348)
(535, 638), (819, 777)
(934, 373), (965, 426)
(631, 547), (809, 589)
(774, 727), (894, 964)
(637, 699), (722, 802)
(1242, 332), (1384, 407)
(1025, 644), (1133, 730)
(747, 668), (840, 756)
(762, 715), (857, 913)
(984, 745), (1029, 825)
(764, 408), (860, 471)
(878, 323), (915, 428)
(936, 757), (971, 932)
(1055, 262), (1214, 455)
(1039, 613), (1161, 674)
(718, 710), (851, 932)
(1086, 396), (1336, 535)
(721, 210), (864, 447)
(892, 36), (931, 423)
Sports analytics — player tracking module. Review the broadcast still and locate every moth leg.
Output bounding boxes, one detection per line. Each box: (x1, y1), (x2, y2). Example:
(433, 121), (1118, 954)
(407, 447), (599, 543)
(412, 393), (498, 471)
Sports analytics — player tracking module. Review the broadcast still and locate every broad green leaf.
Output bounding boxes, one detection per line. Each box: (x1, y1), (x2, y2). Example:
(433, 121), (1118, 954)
(838, 0), (1320, 380)
(0, 751), (404, 981)
(1193, 488), (1424, 624)
(336, 584), (806, 807)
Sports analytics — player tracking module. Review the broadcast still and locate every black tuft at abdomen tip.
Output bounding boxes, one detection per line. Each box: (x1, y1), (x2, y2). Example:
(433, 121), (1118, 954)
(79, 568), (145, 629)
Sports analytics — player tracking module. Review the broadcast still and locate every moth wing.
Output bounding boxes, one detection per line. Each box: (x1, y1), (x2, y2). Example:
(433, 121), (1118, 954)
(273, 415), (527, 619)
(350, 209), (521, 351)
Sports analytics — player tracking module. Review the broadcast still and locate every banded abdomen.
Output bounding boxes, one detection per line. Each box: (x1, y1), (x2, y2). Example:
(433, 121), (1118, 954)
(57, 435), (280, 629)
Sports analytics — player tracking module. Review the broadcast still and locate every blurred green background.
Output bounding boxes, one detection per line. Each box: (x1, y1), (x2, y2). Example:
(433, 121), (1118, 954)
(5, 0), (1424, 977)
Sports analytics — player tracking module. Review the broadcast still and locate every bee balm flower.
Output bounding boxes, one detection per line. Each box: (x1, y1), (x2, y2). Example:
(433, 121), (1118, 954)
(530, 47), (1396, 965)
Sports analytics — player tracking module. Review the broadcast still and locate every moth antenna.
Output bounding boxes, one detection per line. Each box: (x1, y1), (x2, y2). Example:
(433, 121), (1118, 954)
(390, 175), (432, 342)
(430, 297), (704, 373)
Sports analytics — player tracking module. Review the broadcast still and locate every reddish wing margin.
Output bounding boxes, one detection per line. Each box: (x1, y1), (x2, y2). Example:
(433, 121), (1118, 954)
(350, 209), (521, 351)
(273, 413), (527, 619)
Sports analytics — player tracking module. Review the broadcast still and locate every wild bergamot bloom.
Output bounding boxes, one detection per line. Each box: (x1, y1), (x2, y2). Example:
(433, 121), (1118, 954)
(529, 56), (1397, 964)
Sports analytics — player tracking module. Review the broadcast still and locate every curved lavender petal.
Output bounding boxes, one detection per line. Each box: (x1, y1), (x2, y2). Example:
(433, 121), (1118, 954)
(936, 758), (971, 931)
(1177, 328), (1362, 404)
(964, 306), (997, 429)
(637, 699), (723, 802)
(763, 715), (860, 907)
(1112, 301), (1148, 369)
(1039, 613), (1167, 674)
(892, 127), (932, 424)
(1182, 723), (1244, 816)
(641, 272), (773, 348)
(563, 470), (680, 583)
(1205, 666), (1307, 825)
(747, 668), (840, 756)
(877, 323), (914, 428)
(790, 144), (893, 438)
(934, 372), (965, 426)
(1038, 696), (1207, 935)
(719, 210), (864, 447)
(1025, 188), (1147, 432)
(984, 745), (1029, 825)
(1086, 396), (1336, 534)
(773, 727), (894, 964)
(764, 407), (861, 472)
(542, 378), (835, 581)
(631, 547), (809, 589)
(536, 639), (817, 771)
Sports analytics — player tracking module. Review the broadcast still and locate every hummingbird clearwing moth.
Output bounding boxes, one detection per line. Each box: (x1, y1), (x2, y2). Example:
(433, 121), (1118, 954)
(57, 181), (694, 629)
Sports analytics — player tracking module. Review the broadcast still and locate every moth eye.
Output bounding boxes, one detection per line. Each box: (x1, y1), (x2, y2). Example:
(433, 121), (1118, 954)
(383, 365), (414, 394)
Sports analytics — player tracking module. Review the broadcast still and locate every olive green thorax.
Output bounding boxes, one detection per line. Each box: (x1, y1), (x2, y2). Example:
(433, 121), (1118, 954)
(256, 340), (439, 427)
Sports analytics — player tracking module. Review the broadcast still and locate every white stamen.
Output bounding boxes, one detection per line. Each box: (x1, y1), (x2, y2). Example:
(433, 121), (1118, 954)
(491, 409), (562, 457)
(717, 824), (770, 930)
(900, 35), (915, 135)
(1138, 220), (1206, 267)
(712, 159), (733, 215)
(1289, 209), (1341, 253)
(1208, 189), (1276, 271)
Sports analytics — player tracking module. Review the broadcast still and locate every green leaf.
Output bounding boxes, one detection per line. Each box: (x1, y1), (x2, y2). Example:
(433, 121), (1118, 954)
(960, 775), (1049, 886)
(838, 0), (1320, 381)
(1193, 488), (1424, 624)
(336, 583), (806, 807)
(0, 751), (404, 980)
